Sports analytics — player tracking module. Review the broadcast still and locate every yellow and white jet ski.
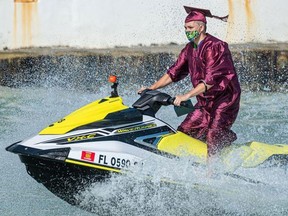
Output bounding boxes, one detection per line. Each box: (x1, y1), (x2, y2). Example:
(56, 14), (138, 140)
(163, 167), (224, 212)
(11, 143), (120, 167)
(6, 76), (288, 206)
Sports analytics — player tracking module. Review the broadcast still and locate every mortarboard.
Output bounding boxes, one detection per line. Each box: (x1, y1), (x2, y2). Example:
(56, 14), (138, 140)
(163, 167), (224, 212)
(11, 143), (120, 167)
(184, 6), (229, 23)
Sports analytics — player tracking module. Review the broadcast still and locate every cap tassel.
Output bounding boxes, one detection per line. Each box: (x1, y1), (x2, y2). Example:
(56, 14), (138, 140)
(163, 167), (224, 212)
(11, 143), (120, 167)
(211, 15), (229, 22)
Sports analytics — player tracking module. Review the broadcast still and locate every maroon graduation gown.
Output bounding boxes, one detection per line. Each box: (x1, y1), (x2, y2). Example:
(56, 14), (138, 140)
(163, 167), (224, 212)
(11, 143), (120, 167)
(167, 34), (241, 156)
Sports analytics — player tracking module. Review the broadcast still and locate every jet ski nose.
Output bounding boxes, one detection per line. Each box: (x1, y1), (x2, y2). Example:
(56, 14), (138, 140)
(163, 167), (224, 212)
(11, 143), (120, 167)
(5, 141), (22, 152)
(6, 141), (70, 161)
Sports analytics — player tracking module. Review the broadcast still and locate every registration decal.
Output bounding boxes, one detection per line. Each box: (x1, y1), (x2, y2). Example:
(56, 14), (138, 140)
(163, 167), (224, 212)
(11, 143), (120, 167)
(81, 151), (96, 162)
(98, 154), (131, 168)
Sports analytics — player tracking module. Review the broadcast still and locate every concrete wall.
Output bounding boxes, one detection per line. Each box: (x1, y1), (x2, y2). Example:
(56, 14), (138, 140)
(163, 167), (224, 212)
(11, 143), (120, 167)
(0, 0), (288, 49)
(0, 44), (287, 91)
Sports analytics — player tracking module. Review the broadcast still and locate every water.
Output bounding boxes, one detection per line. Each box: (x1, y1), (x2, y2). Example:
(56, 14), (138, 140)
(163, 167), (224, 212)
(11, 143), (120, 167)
(1, 85), (288, 216)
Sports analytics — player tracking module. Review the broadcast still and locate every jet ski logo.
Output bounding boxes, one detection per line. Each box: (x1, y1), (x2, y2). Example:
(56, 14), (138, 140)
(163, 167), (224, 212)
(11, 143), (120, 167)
(115, 123), (157, 133)
(66, 133), (97, 142)
(81, 151), (96, 162)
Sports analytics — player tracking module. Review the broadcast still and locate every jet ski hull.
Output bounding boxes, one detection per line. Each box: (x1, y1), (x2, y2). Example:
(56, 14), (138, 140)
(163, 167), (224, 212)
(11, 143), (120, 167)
(18, 154), (111, 206)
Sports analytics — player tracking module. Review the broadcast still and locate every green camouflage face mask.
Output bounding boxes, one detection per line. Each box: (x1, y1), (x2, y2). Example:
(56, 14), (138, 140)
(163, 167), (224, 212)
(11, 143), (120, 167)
(185, 30), (200, 42)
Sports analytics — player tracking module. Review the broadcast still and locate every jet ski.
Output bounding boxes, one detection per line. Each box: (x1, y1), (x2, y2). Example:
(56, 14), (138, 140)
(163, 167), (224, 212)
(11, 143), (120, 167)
(6, 75), (288, 206)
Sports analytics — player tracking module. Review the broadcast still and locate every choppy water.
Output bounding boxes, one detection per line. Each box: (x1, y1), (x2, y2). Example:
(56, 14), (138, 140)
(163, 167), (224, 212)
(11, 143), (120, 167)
(1, 85), (288, 216)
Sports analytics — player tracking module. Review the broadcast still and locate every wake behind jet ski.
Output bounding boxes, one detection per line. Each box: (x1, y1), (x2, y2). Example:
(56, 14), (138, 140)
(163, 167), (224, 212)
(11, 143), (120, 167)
(6, 75), (288, 207)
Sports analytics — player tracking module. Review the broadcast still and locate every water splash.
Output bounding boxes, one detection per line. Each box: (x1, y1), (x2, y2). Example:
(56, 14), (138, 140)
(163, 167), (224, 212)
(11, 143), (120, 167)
(76, 155), (288, 215)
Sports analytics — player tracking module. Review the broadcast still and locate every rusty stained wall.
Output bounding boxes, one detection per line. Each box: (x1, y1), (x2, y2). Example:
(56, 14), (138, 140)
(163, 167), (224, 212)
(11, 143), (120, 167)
(13, 0), (38, 48)
(227, 0), (257, 43)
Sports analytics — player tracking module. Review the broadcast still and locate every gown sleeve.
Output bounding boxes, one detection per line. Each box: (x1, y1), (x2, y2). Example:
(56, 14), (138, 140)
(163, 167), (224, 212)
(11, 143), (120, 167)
(204, 42), (236, 91)
(166, 44), (190, 82)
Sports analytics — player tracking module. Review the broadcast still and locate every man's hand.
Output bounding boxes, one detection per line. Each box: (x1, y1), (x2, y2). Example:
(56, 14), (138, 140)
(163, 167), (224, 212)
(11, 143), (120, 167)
(174, 94), (191, 106)
(173, 82), (212, 106)
(138, 87), (149, 94)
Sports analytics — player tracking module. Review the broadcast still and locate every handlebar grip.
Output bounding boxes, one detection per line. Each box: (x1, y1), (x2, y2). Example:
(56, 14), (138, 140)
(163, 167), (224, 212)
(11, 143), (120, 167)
(169, 97), (193, 108)
(138, 88), (152, 95)
(180, 101), (189, 107)
(168, 97), (175, 105)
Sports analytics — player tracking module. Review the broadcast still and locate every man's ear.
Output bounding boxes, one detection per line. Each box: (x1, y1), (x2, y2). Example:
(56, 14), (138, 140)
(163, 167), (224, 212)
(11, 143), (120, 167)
(200, 25), (205, 33)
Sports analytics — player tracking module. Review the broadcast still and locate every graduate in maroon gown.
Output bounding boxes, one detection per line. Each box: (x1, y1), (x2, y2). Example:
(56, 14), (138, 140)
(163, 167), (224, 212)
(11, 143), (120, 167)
(140, 6), (241, 157)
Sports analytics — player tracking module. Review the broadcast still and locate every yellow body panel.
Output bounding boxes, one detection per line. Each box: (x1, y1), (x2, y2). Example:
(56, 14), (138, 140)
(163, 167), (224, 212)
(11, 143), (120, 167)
(157, 134), (288, 169)
(40, 97), (128, 135)
(157, 131), (207, 163)
(242, 142), (288, 167)
(222, 141), (288, 170)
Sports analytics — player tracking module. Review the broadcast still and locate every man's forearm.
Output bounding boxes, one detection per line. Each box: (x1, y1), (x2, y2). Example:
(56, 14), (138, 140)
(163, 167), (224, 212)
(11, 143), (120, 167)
(150, 73), (173, 90)
(187, 82), (213, 97)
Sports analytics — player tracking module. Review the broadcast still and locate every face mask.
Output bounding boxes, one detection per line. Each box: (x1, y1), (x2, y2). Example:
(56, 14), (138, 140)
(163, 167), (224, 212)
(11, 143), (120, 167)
(185, 30), (200, 42)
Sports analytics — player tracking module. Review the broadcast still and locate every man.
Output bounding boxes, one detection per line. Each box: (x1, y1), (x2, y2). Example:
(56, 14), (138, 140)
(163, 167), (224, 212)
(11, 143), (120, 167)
(140, 6), (241, 157)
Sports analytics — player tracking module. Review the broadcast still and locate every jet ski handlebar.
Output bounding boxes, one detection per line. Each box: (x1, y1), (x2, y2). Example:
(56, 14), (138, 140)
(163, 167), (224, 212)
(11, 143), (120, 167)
(168, 97), (191, 107)
(133, 89), (193, 116)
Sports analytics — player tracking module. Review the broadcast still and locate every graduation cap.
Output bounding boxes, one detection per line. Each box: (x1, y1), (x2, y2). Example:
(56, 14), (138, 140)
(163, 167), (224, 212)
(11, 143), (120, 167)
(184, 6), (229, 23)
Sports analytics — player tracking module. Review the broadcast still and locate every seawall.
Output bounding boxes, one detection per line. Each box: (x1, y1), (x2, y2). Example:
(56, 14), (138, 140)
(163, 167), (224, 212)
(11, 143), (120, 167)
(0, 43), (287, 91)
